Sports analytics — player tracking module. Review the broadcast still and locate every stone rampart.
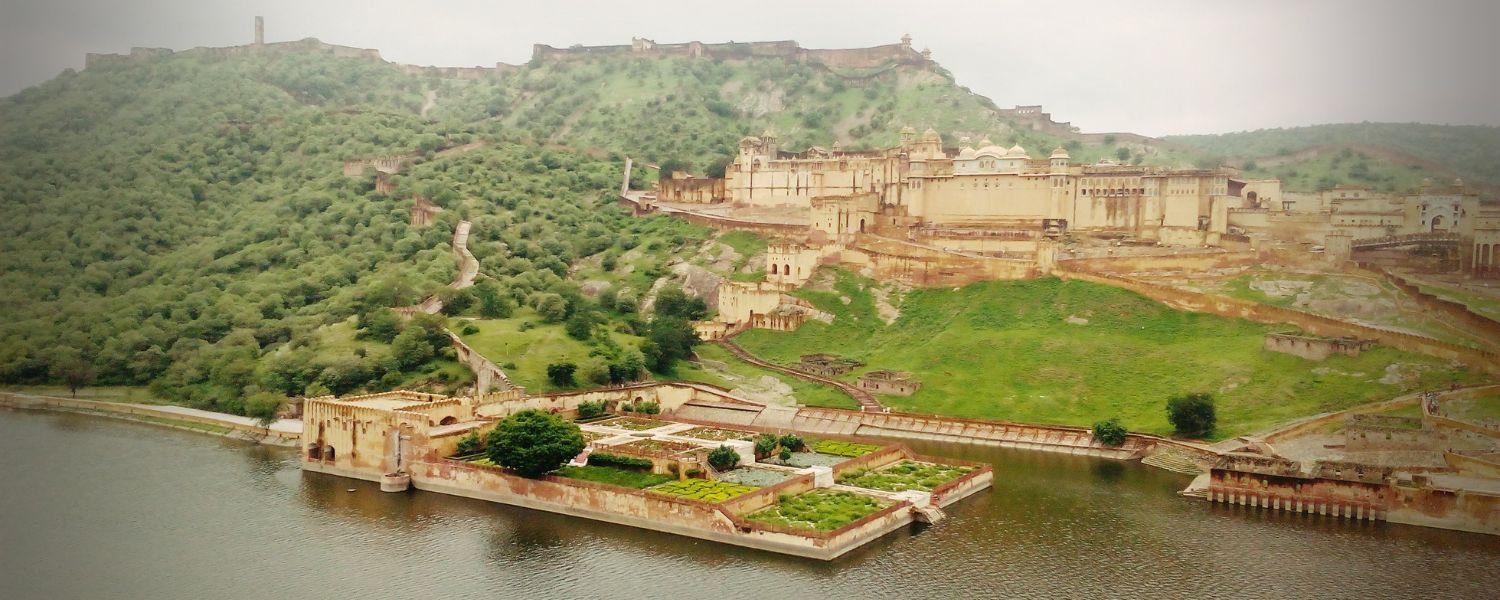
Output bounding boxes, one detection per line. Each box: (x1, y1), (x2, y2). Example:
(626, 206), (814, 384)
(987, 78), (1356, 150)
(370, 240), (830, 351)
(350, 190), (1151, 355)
(1055, 250), (1260, 275)
(1263, 332), (1375, 361)
(0, 392), (298, 443)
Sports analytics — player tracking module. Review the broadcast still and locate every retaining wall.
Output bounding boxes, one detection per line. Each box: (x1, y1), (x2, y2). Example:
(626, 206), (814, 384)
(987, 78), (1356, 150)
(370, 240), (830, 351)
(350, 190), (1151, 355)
(0, 392), (297, 444)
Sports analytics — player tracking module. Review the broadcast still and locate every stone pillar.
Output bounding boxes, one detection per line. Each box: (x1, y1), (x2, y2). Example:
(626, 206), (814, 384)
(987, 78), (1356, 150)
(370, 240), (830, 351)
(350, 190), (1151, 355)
(254, 16), (264, 47)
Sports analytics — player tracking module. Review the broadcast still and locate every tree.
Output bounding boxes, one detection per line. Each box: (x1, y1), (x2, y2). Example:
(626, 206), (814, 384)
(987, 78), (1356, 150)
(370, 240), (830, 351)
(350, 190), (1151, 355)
(47, 346), (96, 398)
(438, 287), (475, 316)
(356, 309), (401, 343)
(658, 158), (693, 180)
(708, 446), (740, 471)
(390, 326), (435, 370)
(546, 362), (577, 388)
(243, 391), (285, 427)
(1092, 418), (1127, 447)
(534, 292), (569, 323)
(564, 310), (596, 341)
(485, 410), (586, 478)
(1166, 393), (1216, 438)
(1115, 147), (1132, 162)
(654, 286), (707, 320)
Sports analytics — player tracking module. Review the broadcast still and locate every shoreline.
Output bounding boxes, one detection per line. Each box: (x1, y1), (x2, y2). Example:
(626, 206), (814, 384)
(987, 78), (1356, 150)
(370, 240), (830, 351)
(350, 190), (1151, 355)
(0, 391), (300, 447)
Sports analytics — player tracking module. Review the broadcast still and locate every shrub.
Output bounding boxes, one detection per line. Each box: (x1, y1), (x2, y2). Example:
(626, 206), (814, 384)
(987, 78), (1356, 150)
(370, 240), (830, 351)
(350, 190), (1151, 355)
(546, 362), (577, 388)
(708, 446), (740, 471)
(1166, 392), (1216, 438)
(1092, 418), (1128, 447)
(484, 410), (586, 477)
(778, 433), (805, 452)
(637, 401), (660, 415)
(754, 434), (778, 459)
(588, 452), (653, 469)
(576, 399), (606, 420)
(455, 431), (482, 455)
(778, 448), (792, 462)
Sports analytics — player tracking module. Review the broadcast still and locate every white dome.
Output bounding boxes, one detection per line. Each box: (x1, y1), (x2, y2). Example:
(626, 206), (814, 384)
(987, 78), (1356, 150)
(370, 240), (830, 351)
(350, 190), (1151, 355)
(957, 146), (978, 160)
(1005, 144), (1029, 158)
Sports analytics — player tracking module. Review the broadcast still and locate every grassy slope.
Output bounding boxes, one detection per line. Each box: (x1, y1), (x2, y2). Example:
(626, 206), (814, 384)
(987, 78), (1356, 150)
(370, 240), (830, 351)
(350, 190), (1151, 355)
(734, 270), (1482, 439)
(455, 309), (645, 393)
(681, 344), (857, 409)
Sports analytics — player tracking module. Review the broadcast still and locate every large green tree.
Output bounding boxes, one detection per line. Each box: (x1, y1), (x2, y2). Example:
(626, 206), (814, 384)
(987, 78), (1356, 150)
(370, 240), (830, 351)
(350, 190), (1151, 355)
(485, 410), (586, 477)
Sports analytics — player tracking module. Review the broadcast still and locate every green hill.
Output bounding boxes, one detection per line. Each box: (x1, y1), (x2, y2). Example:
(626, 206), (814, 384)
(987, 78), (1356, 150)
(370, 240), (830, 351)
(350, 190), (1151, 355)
(1, 39), (1489, 420)
(1165, 123), (1500, 191)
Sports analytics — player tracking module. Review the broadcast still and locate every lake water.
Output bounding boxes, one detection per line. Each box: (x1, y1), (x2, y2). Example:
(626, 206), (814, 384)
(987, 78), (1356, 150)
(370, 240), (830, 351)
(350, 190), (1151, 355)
(2, 409), (1497, 599)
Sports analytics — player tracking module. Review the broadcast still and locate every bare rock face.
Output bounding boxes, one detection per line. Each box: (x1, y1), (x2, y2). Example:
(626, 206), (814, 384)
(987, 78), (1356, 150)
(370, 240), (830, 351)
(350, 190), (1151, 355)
(672, 262), (725, 308)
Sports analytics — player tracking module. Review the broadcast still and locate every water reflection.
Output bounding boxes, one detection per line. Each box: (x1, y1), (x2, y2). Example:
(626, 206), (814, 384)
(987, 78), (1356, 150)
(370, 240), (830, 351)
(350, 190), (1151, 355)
(4, 410), (1499, 600)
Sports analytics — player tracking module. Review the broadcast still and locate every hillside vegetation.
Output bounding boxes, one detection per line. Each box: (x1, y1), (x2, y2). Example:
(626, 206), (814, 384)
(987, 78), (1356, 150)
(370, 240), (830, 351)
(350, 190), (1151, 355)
(1, 40), (1490, 420)
(1166, 123), (1500, 191)
(733, 271), (1479, 439)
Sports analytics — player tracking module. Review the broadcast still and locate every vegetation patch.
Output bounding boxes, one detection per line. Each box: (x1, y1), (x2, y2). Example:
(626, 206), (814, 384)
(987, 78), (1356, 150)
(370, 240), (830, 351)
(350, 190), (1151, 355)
(555, 465), (673, 489)
(595, 416), (671, 431)
(677, 426), (755, 442)
(620, 438), (700, 455)
(649, 479), (756, 503)
(746, 489), (890, 532)
(734, 270), (1482, 439)
(716, 467), (794, 487)
(810, 439), (881, 457)
(836, 460), (972, 492)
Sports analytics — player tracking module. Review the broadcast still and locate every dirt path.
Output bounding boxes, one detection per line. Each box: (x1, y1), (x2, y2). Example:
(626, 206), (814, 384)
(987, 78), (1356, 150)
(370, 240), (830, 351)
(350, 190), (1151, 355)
(718, 340), (884, 411)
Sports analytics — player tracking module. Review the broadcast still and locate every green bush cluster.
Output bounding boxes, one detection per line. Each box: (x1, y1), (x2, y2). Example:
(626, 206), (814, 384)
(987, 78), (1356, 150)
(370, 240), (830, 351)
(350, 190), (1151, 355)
(745, 490), (889, 532)
(707, 446), (740, 471)
(575, 399), (607, 420)
(810, 439), (880, 457)
(586, 452), (653, 469)
(1091, 418), (1128, 447)
(649, 479), (755, 503)
(836, 461), (972, 492)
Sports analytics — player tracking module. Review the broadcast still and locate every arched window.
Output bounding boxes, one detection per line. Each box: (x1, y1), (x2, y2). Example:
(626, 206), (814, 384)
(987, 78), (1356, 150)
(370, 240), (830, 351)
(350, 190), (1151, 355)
(439, 416), (458, 426)
(770, 264), (778, 275)
(307, 444), (322, 460)
(323, 446), (336, 462)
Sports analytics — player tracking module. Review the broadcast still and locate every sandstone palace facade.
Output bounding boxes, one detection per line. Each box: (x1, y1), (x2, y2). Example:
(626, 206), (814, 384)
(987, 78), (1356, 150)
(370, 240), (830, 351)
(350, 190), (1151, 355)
(660, 128), (1270, 247)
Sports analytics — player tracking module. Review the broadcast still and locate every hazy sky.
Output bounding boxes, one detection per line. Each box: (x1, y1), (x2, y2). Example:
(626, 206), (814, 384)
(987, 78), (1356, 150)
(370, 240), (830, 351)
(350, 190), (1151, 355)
(2, 0), (1496, 136)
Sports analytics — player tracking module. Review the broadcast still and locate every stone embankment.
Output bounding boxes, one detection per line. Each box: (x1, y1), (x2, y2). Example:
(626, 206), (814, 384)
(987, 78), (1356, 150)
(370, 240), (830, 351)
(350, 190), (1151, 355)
(717, 340), (884, 412)
(0, 392), (300, 445)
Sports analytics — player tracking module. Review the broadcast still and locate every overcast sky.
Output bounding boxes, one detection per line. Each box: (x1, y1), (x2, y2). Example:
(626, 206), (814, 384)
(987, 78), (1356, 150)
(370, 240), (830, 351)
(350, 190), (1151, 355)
(2, 0), (1496, 136)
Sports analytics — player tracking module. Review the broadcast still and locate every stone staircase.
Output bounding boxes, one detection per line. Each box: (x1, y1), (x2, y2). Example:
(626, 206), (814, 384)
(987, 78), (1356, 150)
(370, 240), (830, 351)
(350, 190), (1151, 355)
(1141, 448), (1207, 475)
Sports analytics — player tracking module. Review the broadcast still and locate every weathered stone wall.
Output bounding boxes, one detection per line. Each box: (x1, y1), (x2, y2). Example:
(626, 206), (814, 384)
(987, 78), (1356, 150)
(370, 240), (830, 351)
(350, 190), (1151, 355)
(1262, 332), (1374, 361)
(657, 177), (725, 203)
(1056, 251), (1260, 275)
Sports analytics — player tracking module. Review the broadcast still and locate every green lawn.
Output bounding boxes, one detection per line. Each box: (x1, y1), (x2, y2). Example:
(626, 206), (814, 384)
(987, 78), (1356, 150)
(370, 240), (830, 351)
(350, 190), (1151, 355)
(555, 465), (674, 489)
(455, 309), (646, 393)
(0, 385), (167, 404)
(734, 270), (1485, 439)
(1441, 393), (1500, 423)
(681, 344), (859, 409)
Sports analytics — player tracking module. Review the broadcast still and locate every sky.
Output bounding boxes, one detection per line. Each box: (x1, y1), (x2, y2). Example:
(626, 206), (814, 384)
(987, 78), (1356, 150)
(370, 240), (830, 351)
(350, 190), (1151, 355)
(1, 0), (1497, 136)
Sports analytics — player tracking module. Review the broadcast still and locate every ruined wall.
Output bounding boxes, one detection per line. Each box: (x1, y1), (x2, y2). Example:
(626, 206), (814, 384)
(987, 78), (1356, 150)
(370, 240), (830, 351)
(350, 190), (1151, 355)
(847, 236), (1039, 287)
(1207, 467), (1390, 520)
(657, 177), (725, 203)
(1368, 266), (1500, 346)
(717, 281), (791, 325)
(1263, 333), (1374, 361)
(1056, 251), (1260, 275)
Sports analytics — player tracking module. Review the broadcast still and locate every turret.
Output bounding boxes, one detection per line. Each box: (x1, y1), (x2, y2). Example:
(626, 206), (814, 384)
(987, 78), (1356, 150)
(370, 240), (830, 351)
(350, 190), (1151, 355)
(762, 129), (778, 157)
(901, 34), (912, 50)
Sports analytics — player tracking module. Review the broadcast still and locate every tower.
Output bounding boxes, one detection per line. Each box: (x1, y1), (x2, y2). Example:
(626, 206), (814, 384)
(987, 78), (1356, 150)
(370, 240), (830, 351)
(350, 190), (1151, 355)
(255, 16), (264, 46)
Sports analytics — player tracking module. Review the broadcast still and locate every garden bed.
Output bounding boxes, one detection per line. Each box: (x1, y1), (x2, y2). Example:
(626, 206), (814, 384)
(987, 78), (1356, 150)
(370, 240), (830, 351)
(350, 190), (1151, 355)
(649, 479), (756, 502)
(810, 439), (881, 457)
(620, 438), (701, 455)
(716, 467), (796, 487)
(555, 465), (674, 489)
(595, 416), (672, 431)
(677, 426), (755, 442)
(837, 460), (972, 492)
(745, 489), (890, 532)
(580, 431), (610, 443)
(764, 451), (847, 469)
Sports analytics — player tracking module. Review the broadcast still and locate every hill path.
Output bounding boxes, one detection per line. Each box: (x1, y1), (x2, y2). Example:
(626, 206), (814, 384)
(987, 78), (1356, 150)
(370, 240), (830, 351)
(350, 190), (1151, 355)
(717, 340), (884, 412)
